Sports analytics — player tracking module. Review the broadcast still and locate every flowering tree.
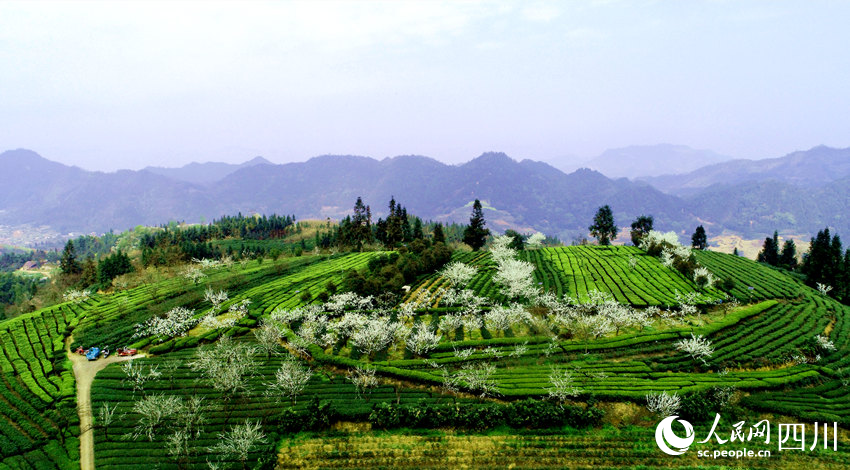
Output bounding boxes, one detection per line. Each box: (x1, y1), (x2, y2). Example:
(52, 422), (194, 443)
(131, 393), (182, 441)
(266, 358), (312, 404)
(204, 288), (229, 314)
(189, 336), (257, 422)
(816, 283), (833, 296)
(183, 266), (206, 285)
(548, 368), (580, 405)
(406, 323), (442, 356)
(814, 334), (836, 352)
(133, 306), (199, 341)
(692, 266), (716, 290)
(63, 288), (91, 304)
(645, 391), (681, 417)
(347, 365), (379, 398)
(440, 262), (478, 289)
(208, 420), (266, 470)
(526, 232), (545, 249)
(253, 320), (283, 358)
(455, 362), (498, 397)
(122, 360), (161, 395)
(675, 333), (714, 364)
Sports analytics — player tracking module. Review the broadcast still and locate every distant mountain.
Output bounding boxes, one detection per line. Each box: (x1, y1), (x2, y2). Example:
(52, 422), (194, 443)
(2, 147), (848, 241)
(143, 156), (272, 185)
(584, 144), (734, 179)
(0, 149), (211, 234)
(642, 146), (850, 196)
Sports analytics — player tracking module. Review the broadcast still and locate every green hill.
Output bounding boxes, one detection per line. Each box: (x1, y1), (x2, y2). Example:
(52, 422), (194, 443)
(1, 244), (848, 469)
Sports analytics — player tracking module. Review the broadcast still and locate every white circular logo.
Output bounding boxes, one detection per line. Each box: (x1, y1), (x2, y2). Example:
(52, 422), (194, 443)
(655, 415), (695, 456)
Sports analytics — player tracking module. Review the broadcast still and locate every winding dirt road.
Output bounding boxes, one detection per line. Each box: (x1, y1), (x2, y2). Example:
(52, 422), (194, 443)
(66, 337), (142, 470)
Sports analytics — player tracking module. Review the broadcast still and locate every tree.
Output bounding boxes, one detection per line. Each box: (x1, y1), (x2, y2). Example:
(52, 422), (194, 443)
(432, 223), (446, 244)
(80, 257), (97, 286)
(463, 199), (490, 251)
(675, 333), (714, 364)
(189, 336), (257, 423)
(691, 225), (707, 250)
(60, 240), (81, 275)
(208, 420), (266, 470)
(779, 240), (798, 269)
(265, 358), (312, 404)
(802, 228), (843, 295)
(351, 197), (372, 247)
(757, 231), (780, 266)
(645, 391), (681, 418)
(504, 230), (525, 250)
(629, 215), (653, 246)
(588, 205), (617, 246)
(412, 218), (424, 240)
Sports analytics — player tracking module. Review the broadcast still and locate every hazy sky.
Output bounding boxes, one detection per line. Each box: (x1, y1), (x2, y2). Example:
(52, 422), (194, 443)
(1, 1), (849, 171)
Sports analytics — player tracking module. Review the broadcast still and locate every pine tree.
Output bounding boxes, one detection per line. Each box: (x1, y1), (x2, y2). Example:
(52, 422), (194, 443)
(630, 215), (653, 246)
(757, 231), (780, 266)
(779, 240), (798, 269)
(691, 225), (707, 250)
(412, 218), (424, 240)
(385, 197), (403, 246)
(433, 223), (446, 244)
(463, 199), (490, 251)
(802, 228), (842, 294)
(588, 205), (617, 246)
(351, 197), (372, 246)
(60, 240), (81, 275)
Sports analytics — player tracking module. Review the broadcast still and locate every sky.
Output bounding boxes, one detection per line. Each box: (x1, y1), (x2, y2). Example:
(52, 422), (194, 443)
(1, 0), (849, 172)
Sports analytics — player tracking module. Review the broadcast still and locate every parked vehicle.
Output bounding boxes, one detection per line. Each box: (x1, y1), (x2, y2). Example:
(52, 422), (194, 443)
(102, 348), (110, 359)
(117, 347), (137, 357)
(75, 346), (87, 355)
(86, 347), (100, 361)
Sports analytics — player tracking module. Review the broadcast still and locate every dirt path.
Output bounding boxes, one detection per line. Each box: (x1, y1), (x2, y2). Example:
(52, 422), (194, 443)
(66, 336), (143, 470)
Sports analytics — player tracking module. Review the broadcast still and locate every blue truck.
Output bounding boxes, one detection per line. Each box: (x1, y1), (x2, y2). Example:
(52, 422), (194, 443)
(85, 347), (100, 361)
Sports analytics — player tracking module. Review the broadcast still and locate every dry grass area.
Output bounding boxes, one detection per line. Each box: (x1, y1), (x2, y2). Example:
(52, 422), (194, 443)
(709, 232), (810, 260)
(276, 427), (850, 469)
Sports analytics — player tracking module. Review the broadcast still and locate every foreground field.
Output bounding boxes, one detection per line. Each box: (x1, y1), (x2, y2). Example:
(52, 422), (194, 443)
(1, 244), (848, 469)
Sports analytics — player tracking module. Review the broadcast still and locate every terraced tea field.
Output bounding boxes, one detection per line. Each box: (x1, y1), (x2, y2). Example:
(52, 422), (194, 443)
(1, 245), (847, 470)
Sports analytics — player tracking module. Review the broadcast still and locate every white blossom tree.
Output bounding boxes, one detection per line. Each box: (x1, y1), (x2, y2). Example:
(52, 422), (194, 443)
(347, 365), (379, 398)
(815, 334), (837, 352)
(406, 323), (442, 356)
(526, 232), (545, 249)
(645, 391), (681, 417)
(122, 360), (161, 395)
(189, 336), (257, 422)
(131, 393), (182, 441)
(133, 306), (199, 341)
(456, 362), (498, 397)
(675, 333), (714, 364)
(208, 420), (266, 470)
(265, 358), (312, 404)
(440, 262), (478, 289)
(253, 320), (283, 358)
(548, 367), (580, 405)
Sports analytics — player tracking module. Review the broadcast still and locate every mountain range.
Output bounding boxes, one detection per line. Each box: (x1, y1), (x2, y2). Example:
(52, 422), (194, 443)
(1, 145), (849, 243)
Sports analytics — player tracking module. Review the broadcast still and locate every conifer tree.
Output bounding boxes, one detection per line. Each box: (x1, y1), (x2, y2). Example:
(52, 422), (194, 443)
(463, 199), (490, 251)
(60, 240), (81, 275)
(433, 223), (446, 244)
(757, 231), (780, 266)
(779, 240), (798, 269)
